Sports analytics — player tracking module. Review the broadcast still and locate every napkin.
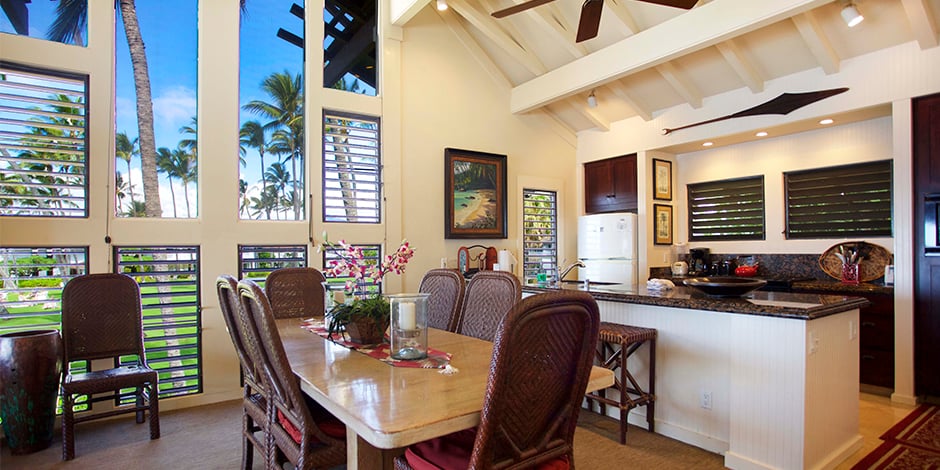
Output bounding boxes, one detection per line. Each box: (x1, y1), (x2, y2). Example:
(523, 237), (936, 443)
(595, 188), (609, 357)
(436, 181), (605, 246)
(646, 278), (676, 291)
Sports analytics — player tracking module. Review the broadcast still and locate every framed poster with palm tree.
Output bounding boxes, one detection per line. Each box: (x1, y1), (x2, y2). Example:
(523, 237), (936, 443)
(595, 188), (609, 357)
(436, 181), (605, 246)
(445, 148), (507, 239)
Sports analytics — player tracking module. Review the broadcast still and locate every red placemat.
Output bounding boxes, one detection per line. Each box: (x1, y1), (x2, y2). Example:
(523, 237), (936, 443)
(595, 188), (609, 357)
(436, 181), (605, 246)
(301, 319), (452, 369)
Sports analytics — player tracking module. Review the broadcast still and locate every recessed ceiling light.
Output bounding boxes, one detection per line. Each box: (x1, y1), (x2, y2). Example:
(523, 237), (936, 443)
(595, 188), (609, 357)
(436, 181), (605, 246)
(819, 118), (834, 125)
(755, 131), (768, 137)
(702, 142), (713, 147)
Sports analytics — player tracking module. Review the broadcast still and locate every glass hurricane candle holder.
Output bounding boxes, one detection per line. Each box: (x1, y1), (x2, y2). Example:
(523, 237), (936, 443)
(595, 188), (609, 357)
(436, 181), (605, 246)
(388, 293), (430, 360)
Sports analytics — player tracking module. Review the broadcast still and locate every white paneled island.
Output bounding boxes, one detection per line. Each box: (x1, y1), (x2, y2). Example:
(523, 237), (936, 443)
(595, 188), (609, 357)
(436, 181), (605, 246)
(524, 284), (869, 470)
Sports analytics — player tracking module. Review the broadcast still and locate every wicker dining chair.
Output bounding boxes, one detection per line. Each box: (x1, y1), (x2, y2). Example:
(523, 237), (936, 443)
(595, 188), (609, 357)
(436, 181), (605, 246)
(456, 270), (522, 341)
(394, 290), (601, 469)
(60, 273), (160, 461)
(237, 279), (346, 470)
(264, 267), (327, 319)
(216, 275), (268, 470)
(418, 268), (466, 332)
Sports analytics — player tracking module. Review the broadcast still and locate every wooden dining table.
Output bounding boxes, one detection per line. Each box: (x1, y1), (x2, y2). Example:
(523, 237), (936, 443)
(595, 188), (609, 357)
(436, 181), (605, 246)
(275, 317), (615, 469)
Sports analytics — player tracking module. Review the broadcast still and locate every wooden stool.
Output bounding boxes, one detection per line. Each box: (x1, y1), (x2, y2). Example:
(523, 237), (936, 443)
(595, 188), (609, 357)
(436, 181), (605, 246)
(585, 322), (656, 444)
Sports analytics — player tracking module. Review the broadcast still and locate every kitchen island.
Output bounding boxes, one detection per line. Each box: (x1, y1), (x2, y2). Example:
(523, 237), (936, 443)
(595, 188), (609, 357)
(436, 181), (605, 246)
(524, 283), (868, 470)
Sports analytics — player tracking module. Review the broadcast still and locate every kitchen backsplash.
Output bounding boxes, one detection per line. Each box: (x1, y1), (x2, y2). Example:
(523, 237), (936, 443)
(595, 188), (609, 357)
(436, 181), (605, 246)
(651, 252), (887, 282)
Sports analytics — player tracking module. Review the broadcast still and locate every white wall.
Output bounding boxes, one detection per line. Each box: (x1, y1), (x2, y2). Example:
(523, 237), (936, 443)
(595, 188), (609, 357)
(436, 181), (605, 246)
(398, 7), (578, 289)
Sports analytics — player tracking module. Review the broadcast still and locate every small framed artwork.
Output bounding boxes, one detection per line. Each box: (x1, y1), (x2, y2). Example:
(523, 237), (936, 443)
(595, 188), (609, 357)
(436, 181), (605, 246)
(654, 204), (673, 245)
(653, 158), (672, 201)
(444, 148), (508, 239)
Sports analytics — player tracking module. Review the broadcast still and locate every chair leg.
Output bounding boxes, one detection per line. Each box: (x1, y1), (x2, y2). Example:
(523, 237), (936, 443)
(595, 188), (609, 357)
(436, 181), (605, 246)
(136, 385), (145, 423)
(647, 338), (656, 433)
(149, 381), (161, 439)
(62, 393), (75, 461)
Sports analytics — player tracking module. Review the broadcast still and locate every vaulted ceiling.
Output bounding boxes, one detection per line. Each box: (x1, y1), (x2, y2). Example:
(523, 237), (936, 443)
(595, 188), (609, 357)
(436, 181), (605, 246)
(393, 0), (940, 137)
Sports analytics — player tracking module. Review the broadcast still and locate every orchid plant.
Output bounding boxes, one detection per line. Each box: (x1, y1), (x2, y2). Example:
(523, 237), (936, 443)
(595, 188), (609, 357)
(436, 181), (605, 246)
(320, 235), (416, 295)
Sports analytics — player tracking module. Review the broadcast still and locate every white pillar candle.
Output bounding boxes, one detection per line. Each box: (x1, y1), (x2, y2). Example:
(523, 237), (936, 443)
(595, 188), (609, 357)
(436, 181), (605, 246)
(399, 302), (416, 330)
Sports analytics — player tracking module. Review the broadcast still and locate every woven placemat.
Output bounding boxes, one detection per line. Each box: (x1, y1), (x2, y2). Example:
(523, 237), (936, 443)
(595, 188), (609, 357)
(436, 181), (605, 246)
(818, 241), (891, 282)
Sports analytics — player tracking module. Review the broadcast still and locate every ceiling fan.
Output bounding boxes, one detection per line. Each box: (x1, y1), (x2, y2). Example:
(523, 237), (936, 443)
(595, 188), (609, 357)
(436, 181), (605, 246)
(491, 0), (698, 43)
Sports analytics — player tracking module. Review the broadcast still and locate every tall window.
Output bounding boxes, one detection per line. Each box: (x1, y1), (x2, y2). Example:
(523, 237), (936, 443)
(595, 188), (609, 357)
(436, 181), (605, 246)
(115, 1), (197, 218)
(687, 176), (765, 241)
(785, 160), (893, 239)
(522, 189), (558, 284)
(0, 247), (87, 334)
(323, 112), (381, 223)
(239, 0), (306, 220)
(114, 246), (201, 399)
(0, 0), (88, 46)
(1, 62), (88, 217)
(324, 0), (377, 96)
(238, 245), (308, 287)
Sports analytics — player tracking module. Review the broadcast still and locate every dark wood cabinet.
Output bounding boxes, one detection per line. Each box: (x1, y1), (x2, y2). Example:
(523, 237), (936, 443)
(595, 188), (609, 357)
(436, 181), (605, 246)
(584, 154), (637, 213)
(914, 93), (940, 398)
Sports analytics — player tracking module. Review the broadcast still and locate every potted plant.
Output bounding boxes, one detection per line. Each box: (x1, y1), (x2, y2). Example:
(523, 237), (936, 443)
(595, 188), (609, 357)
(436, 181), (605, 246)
(321, 236), (415, 345)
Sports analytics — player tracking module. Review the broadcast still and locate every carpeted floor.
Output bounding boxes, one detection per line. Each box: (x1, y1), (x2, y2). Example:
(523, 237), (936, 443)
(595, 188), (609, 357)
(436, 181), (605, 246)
(1, 399), (723, 469)
(851, 404), (940, 469)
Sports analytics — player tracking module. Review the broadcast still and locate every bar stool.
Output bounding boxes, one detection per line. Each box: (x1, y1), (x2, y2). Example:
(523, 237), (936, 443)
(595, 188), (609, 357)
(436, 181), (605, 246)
(585, 322), (657, 444)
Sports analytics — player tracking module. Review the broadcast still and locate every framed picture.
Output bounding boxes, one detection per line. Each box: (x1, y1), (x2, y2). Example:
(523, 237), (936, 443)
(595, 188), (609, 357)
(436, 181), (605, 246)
(654, 204), (673, 245)
(653, 158), (672, 201)
(444, 148), (507, 239)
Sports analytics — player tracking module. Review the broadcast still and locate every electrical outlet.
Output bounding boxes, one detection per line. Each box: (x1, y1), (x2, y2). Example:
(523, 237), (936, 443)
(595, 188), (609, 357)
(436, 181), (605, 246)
(700, 391), (712, 410)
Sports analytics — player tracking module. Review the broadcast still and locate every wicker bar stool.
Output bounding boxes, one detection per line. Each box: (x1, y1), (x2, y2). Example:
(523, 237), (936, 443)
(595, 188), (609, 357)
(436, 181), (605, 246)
(585, 322), (656, 444)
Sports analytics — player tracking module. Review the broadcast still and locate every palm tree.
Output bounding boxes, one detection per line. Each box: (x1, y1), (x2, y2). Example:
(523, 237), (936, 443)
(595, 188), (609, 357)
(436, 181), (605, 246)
(115, 172), (130, 211)
(264, 162), (291, 219)
(155, 147), (178, 218)
(123, 200), (147, 217)
(115, 132), (139, 207)
(48, 0), (162, 216)
(238, 179), (250, 216)
(239, 120), (269, 212)
(47, 0), (87, 46)
(179, 116), (198, 157)
(243, 71), (304, 220)
(171, 147), (197, 218)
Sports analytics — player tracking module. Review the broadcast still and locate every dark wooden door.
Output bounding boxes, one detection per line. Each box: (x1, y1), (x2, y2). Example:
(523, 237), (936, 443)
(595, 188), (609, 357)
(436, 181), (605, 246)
(610, 154), (638, 212)
(584, 160), (613, 214)
(913, 92), (940, 397)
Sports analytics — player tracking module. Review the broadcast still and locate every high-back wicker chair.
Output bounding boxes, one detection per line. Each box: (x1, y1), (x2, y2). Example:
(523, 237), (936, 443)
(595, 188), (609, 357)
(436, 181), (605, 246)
(264, 267), (327, 319)
(394, 291), (601, 469)
(237, 279), (346, 470)
(418, 268), (466, 331)
(60, 273), (160, 461)
(456, 270), (522, 341)
(216, 275), (268, 470)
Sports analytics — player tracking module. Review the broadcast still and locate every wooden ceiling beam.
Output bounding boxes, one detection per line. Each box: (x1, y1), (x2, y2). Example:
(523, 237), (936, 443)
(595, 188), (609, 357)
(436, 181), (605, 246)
(604, 0), (641, 35)
(532, 4), (590, 58)
(716, 39), (763, 93)
(901, 0), (939, 49)
(608, 81), (652, 121)
(791, 11), (839, 74)
(533, 108), (578, 146)
(656, 62), (702, 108)
(438, 8), (513, 90)
(448, 0), (547, 75)
(564, 97), (610, 131)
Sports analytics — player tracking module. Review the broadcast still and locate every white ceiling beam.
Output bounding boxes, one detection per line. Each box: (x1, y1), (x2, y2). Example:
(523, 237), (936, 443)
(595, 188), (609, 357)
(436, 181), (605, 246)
(608, 81), (653, 121)
(655, 62), (702, 108)
(510, 0), (830, 113)
(791, 11), (839, 74)
(564, 98), (611, 131)
(447, 0), (547, 75)
(715, 39), (764, 93)
(437, 8), (513, 90)
(390, 0), (430, 26)
(478, 0), (562, 61)
(901, 0), (939, 49)
(605, 0), (641, 35)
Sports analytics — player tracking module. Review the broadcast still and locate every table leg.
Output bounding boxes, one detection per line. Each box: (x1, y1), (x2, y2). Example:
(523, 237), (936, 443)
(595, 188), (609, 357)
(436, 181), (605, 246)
(346, 428), (400, 469)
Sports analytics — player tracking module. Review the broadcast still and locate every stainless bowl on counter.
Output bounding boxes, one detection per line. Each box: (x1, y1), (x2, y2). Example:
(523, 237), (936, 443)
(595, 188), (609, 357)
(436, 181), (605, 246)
(683, 277), (767, 297)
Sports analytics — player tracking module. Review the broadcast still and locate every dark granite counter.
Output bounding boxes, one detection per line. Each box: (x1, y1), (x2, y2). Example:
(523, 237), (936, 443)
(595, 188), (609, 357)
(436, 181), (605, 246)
(522, 283), (869, 320)
(790, 280), (893, 295)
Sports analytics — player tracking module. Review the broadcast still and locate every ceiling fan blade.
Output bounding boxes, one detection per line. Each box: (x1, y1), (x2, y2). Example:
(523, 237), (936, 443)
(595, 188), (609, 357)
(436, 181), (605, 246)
(635, 0), (698, 9)
(491, 0), (557, 19)
(575, 0), (603, 42)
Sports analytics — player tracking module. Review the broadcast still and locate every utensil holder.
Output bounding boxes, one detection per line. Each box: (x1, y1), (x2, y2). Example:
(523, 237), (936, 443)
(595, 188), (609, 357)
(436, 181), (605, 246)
(388, 293), (430, 360)
(841, 263), (860, 285)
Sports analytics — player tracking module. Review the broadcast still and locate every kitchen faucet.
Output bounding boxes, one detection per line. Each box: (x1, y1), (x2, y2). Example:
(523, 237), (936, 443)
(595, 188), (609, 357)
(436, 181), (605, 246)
(558, 260), (586, 282)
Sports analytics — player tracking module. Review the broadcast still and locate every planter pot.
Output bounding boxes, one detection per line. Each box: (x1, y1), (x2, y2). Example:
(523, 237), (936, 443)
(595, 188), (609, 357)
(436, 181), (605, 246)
(0, 330), (63, 455)
(345, 316), (387, 346)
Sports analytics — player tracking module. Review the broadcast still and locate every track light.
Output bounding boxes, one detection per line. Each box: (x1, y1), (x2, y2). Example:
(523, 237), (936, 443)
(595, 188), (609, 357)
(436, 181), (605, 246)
(437, 0), (448, 11)
(841, 3), (864, 27)
(587, 90), (597, 108)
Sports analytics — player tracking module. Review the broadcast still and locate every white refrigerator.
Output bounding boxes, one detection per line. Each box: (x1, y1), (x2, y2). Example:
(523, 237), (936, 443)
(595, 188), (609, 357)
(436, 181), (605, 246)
(577, 213), (638, 285)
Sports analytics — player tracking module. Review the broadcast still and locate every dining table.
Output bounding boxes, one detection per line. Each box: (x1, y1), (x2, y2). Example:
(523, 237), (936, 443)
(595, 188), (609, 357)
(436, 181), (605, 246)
(275, 317), (615, 469)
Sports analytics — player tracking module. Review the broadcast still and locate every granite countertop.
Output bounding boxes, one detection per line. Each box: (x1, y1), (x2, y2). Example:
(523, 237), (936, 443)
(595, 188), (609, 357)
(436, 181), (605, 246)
(790, 279), (893, 295)
(522, 282), (870, 320)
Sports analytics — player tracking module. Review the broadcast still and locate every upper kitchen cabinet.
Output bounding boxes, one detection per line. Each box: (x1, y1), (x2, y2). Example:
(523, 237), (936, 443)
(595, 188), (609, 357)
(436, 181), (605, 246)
(584, 154), (637, 214)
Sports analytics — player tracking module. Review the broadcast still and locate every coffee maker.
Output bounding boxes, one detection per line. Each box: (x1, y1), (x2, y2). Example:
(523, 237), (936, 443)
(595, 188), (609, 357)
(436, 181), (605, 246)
(688, 248), (710, 276)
